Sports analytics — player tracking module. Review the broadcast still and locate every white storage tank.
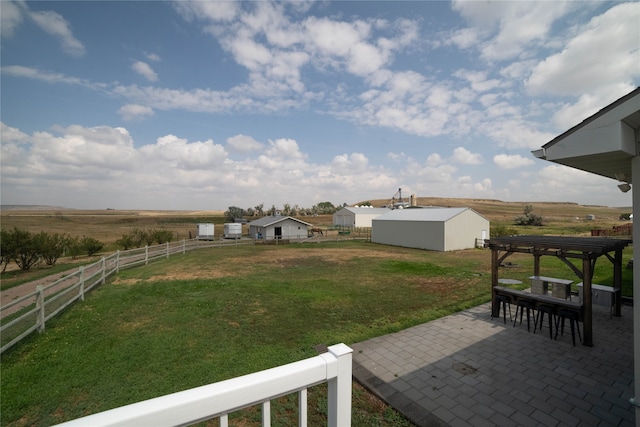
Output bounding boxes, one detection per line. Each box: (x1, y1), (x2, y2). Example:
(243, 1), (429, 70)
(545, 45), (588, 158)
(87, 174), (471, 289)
(196, 223), (215, 240)
(224, 223), (242, 239)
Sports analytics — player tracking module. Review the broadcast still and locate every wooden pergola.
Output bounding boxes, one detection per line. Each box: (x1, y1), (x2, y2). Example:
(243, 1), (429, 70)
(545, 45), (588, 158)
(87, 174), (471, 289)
(485, 235), (631, 346)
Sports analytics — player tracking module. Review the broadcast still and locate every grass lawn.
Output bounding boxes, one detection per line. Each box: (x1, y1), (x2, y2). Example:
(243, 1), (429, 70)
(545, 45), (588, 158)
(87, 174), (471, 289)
(1, 241), (495, 426)
(0, 239), (633, 426)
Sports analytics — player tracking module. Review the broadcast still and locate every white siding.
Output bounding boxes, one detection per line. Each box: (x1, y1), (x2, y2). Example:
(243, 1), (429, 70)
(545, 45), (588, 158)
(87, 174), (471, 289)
(333, 207), (390, 228)
(371, 208), (489, 251)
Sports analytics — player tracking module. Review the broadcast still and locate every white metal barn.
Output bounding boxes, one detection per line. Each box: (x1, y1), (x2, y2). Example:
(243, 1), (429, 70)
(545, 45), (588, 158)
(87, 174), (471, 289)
(333, 207), (391, 228)
(248, 216), (312, 241)
(371, 208), (490, 251)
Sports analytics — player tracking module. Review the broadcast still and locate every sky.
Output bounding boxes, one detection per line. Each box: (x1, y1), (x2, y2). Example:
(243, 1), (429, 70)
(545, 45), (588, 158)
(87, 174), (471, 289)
(1, 1), (639, 211)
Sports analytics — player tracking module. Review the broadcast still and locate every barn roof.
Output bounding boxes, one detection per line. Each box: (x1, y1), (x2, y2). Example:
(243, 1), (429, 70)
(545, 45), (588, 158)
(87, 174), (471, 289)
(373, 207), (487, 222)
(248, 216), (312, 227)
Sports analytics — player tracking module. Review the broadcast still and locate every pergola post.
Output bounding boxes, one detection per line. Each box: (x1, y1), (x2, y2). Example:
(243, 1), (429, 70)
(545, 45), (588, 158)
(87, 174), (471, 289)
(582, 257), (593, 347)
(613, 248), (623, 317)
(491, 248), (499, 316)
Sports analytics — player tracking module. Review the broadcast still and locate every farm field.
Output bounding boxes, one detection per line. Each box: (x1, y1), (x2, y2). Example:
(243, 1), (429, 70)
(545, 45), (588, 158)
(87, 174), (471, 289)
(0, 198), (634, 425)
(0, 197), (631, 245)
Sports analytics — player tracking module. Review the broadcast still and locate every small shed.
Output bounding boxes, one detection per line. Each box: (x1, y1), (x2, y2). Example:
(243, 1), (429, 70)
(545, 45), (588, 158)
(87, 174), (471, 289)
(371, 207), (489, 251)
(333, 207), (391, 228)
(248, 216), (312, 241)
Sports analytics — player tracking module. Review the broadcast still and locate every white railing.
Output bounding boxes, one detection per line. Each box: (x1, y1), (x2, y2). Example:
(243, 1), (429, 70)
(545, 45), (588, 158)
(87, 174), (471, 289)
(54, 343), (353, 427)
(0, 238), (249, 353)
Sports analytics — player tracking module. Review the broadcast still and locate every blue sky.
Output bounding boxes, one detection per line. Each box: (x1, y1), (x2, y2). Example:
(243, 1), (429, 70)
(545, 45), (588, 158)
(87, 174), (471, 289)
(1, 1), (639, 211)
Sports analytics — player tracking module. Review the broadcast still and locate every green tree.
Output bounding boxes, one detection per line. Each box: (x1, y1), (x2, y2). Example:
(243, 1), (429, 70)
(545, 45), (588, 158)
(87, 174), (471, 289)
(0, 229), (16, 272)
(225, 206), (245, 222)
(67, 236), (83, 259)
(316, 201), (336, 214)
(9, 228), (41, 271)
(38, 232), (68, 266)
(115, 234), (136, 250)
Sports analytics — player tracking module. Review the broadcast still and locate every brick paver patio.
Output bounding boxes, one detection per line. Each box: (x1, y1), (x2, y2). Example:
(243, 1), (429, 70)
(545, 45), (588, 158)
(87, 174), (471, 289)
(352, 301), (634, 426)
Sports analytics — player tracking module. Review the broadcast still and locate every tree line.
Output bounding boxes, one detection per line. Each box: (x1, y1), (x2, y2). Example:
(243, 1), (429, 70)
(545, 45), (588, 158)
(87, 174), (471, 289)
(0, 228), (104, 272)
(224, 201), (344, 222)
(1, 227), (176, 272)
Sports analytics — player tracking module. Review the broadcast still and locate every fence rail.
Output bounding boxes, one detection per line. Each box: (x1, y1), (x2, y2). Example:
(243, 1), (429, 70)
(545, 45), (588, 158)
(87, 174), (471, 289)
(0, 234), (365, 354)
(55, 343), (353, 427)
(0, 238), (250, 354)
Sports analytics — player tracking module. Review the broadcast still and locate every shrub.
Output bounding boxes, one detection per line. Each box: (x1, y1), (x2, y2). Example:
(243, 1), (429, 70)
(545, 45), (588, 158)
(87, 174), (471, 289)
(490, 223), (517, 238)
(151, 228), (173, 244)
(82, 237), (104, 256)
(514, 205), (543, 226)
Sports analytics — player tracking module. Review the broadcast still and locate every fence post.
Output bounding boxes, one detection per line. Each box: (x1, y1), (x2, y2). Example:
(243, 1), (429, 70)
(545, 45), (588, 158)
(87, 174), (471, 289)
(145, 245), (149, 265)
(166, 242), (170, 258)
(183, 239), (186, 255)
(326, 343), (353, 427)
(79, 266), (85, 301)
(36, 285), (45, 333)
(116, 250), (120, 273)
(101, 257), (106, 285)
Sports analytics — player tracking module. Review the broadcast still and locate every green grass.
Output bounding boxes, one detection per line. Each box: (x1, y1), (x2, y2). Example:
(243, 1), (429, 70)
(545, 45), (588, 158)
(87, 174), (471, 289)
(4, 242), (485, 426)
(0, 240), (633, 426)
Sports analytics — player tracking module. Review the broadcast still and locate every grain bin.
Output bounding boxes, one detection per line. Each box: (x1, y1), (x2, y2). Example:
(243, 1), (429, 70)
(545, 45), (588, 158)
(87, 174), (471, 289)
(224, 223), (242, 239)
(196, 223), (214, 240)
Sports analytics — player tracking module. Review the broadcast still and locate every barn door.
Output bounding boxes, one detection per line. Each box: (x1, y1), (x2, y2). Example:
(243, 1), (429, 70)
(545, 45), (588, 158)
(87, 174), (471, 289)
(274, 227), (282, 239)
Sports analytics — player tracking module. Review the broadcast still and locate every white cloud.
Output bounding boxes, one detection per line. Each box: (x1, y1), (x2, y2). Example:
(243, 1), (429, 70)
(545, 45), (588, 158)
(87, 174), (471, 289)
(29, 9), (85, 56)
(451, 147), (483, 165)
(493, 154), (534, 169)
(454, 69), (502, 93)
(173, 0), (239, 23)
(1, 65), (104, 90)
(526, 3), (640, 97)
(529, 164), (625, 205)
(227, 134), (263, 153)
(451, 0), (573, 61)
(0, 1), (24, 38)
(140, 135), (227, 170)
(132, 61), (158, 82)
(331, 153), (369, 173)
(117, 104), (154, 121)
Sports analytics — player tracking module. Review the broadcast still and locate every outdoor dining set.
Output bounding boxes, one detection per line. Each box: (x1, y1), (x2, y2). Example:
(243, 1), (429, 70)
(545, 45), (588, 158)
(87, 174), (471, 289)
(492, 276), (585, 346)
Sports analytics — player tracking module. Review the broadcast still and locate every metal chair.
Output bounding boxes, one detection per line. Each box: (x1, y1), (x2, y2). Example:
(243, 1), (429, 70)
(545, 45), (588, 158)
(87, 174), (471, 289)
(555, 308), (582, 346)
(492, 294), (512, 324)
(534, 304), (555, 339)
(514, 298), (535, 332)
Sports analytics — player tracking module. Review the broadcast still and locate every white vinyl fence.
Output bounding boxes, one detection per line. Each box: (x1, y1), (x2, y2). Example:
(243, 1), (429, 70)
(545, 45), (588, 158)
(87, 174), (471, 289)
(0, 238), (249, 354)
(55, 343), (353, 427)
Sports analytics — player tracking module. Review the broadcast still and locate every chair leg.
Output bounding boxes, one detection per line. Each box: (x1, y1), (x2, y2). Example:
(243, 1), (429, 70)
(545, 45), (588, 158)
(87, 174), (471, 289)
(569, 318), (576, 346)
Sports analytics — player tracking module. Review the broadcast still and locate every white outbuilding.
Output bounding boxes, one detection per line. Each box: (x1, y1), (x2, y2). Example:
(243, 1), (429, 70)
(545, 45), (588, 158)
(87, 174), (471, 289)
(248, 216), (312, 241)
(371, 207), (490, 251)
(333, 206), (392, 228)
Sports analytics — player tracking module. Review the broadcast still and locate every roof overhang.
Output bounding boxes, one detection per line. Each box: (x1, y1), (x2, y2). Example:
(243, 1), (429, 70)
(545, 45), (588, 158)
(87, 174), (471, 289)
(533, 88), (640, 183)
